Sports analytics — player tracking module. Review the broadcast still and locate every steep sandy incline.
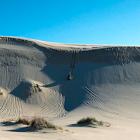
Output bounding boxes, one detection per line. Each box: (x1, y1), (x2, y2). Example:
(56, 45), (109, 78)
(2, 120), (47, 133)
(0, 37), (140, 122)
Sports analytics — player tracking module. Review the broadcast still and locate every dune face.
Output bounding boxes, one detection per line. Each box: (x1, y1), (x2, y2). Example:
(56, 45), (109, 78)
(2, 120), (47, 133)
(0, 36), (140, 122)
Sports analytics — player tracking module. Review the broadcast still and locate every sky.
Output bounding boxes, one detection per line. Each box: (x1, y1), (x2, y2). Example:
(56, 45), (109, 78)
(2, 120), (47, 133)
(0, 0), (140, 45)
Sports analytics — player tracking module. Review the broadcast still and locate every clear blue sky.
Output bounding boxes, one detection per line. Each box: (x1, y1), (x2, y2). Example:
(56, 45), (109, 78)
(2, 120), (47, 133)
(0, 0), (140, 45)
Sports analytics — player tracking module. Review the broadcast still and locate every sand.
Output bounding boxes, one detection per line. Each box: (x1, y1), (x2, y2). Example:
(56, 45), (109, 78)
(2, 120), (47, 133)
(0, 36), (140, 139)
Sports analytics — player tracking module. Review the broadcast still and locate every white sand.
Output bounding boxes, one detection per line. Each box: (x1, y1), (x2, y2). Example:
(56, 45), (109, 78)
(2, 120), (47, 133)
(0, 36), (140, 139)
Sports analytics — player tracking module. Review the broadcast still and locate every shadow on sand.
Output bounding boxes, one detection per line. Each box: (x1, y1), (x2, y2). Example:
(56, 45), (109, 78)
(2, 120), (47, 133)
(68, 123), (97, 128)
(8, 126), (32, 132)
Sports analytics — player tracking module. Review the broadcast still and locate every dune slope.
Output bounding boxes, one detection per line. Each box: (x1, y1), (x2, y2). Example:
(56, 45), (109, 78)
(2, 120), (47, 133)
(0, 36), (140, 139)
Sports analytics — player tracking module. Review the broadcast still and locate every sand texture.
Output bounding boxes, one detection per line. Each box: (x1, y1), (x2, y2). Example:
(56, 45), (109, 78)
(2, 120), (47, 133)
(0, 36), (140, 140)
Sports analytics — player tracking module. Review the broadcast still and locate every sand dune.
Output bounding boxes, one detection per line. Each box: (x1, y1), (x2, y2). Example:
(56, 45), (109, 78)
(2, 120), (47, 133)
(0, 36), (140, 139)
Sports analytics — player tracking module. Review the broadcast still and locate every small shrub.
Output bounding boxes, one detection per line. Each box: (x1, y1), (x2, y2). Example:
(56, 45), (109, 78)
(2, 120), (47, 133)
(77, 117), (107, 127)
(16, 118), (31, 125)
(30, 118), (59, 130)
